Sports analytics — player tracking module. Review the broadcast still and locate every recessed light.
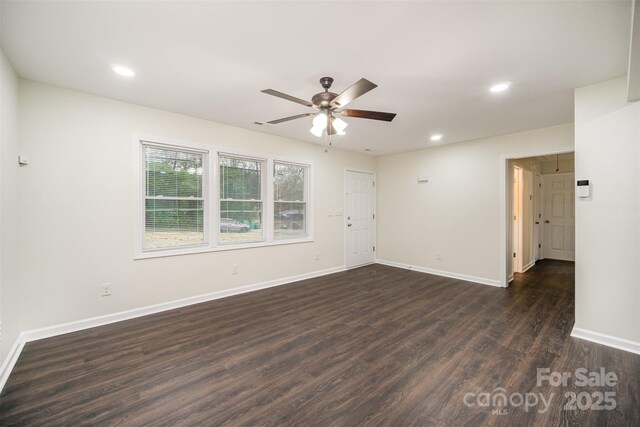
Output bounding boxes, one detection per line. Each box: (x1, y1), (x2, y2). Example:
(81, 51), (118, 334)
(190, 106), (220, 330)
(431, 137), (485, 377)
(430, 134), (443, 142)
(112, 65), (135, 77)
(490, 82), (511, 93)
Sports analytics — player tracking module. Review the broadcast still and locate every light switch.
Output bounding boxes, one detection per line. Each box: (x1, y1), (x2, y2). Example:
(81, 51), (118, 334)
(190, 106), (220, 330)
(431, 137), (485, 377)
(334, 208), (344, 216)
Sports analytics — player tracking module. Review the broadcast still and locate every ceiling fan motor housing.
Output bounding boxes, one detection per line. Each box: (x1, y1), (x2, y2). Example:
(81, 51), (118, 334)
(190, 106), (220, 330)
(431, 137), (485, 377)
(312, 77), (338, 108)
(312, 91), (338, 108)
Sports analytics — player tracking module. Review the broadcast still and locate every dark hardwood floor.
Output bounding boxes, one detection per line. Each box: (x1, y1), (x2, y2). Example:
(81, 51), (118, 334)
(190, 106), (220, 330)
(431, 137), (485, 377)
(1, 260), (638, 426)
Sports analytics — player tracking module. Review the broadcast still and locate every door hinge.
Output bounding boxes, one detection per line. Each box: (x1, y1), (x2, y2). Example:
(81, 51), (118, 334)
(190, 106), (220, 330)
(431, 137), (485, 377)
(373, 213), (375, 219)
(373, 181), (375, 187)
(513, 252), (516, 258)
(373, 245), (376, 252)
(538, 244), (541, 248)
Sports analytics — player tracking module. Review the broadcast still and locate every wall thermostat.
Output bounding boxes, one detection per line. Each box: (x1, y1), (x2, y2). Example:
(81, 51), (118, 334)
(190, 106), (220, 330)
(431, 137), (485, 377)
(577, 179), (590, 198)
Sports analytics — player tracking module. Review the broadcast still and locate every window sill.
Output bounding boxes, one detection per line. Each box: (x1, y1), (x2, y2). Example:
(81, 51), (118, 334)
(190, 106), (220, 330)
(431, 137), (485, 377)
(134, 237), (314, 260)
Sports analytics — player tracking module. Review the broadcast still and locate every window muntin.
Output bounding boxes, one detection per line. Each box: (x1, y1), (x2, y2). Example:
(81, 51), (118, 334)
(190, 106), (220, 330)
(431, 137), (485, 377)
(219, 154), (265, 244)
(274, 162), (308, 240)
(142, 144), (207, 250)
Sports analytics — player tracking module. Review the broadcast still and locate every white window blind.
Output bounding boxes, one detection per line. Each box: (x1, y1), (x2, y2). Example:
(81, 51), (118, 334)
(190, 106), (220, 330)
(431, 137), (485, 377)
(274, 161), (308, 240)
(141, 142), (207, 250)
(219, 154), (265, 244)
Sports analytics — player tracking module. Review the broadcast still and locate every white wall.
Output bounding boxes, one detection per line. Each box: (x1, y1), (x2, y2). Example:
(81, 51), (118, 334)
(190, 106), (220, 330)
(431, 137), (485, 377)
(18, 80), (375, 331)
(574, 77), (640, 343)
(376, 123), (574, 285)
(0, 50), (21, 363)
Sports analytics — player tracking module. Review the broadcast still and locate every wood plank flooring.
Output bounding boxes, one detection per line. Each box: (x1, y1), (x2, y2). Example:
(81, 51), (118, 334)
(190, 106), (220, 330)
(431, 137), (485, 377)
(1, 260), (638, 426)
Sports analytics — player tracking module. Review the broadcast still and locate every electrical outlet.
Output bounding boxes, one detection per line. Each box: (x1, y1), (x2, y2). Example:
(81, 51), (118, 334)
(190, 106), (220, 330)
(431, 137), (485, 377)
(315, 252), (320, 261)
(233, 264), (239, 274)
(101, 283), (112, 297)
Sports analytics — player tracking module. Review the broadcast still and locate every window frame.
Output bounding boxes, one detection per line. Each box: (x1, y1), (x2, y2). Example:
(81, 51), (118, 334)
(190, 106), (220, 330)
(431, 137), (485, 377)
(138, 140), (210, 254)
(273, 160), (310, 241)
(134, 136), (313, 259)
(217, 152), (267, 246)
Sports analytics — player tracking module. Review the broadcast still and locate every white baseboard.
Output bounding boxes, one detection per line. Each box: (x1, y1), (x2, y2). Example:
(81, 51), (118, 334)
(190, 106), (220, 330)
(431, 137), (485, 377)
(0, 333), (26, 393)
(0, 265), (345, 394)
(376, 259), (505, 288)
(522, 260), (535, 273)
(571, 327), (640, 355)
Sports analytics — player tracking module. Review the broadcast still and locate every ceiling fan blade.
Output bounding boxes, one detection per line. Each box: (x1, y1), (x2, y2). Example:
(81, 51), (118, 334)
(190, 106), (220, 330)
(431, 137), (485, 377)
(266, 112), (317, 125)
(330, 78), (377, 108)
(261, 89), (313, 107)
(338, 109), (397, 122)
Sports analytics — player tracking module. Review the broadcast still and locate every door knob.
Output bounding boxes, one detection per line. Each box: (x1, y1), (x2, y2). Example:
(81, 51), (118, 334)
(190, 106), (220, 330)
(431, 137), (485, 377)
(545, 220), (550, 223)
(347, 223), (352, 227)
(535, 222), (539, 224)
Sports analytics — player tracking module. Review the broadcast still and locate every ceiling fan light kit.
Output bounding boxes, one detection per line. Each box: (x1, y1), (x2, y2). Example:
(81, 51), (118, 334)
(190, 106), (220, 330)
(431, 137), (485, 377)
(261, 76), (396, 140)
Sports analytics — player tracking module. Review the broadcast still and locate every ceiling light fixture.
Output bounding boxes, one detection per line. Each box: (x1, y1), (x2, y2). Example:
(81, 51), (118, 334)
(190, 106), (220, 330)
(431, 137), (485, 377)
(490, 82), (511, 93)
(332, 117), (348, 135)
(310, 113), (328, 137)
(430, 134), (443, 142)
(112, 65), (135, 77)
(309, 112), (349, 137)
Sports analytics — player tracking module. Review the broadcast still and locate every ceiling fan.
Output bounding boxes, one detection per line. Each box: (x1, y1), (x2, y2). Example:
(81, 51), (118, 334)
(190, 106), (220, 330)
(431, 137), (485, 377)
(260, 77), (396, 137)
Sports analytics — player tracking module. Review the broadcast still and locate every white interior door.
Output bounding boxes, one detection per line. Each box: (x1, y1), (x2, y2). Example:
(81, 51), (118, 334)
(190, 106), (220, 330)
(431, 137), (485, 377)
(345, 170), (375, 268)
(543, 173), (575, 261)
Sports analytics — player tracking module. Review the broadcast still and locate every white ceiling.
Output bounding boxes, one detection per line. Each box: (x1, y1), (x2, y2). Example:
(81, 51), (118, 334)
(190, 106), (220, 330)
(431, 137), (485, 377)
(0, 1), (632, 155)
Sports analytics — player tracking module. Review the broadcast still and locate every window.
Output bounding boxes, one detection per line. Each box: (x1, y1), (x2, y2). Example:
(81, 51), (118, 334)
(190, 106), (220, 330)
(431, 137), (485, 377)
(137, 138), (312, 258)
(142, 143), (207, 251)
(219, 154), (265, 244)
(274, 162), (308, 240)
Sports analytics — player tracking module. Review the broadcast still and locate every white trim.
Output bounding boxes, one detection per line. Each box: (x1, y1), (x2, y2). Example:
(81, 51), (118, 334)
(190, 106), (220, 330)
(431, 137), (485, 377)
(499, 146), (574, 287)
(0, 265), (345, 394)
(522, 260), (536, 273)
(534, 172), (543, 262)
(571, 327), (640, 355)
(376, 259), (505, 288)
(0, 333), (26, 393)
(513, 165), (524, 273)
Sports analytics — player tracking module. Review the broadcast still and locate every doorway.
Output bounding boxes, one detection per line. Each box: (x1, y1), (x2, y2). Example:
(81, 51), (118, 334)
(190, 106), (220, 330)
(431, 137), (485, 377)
(503, 150), (575, 286)
(345, 170), (375, 268)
